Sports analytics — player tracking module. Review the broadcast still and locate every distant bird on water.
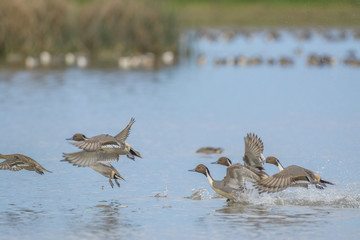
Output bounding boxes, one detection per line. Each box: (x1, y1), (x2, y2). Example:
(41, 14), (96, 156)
(196, 147), (223, 155)
(0, 154), (52, 175)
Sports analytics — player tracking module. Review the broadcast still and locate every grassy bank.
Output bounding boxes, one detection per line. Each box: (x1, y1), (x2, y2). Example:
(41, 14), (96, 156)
(163, 0), (360, 27)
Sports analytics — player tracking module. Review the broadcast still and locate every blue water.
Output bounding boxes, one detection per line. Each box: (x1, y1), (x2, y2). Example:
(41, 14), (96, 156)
(0, 29), (360, 239)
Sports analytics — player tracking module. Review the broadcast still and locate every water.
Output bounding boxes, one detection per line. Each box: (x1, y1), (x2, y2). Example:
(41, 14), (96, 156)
(0, 29), (360, 239)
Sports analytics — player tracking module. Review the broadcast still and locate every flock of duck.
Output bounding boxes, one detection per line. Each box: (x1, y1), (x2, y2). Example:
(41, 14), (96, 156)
(0, 119), (334, 201)
(0, 118), (141, 188)
(191, 133), (334, 201)
(196, 28), (360, 68)
(7, 50), (176, 70)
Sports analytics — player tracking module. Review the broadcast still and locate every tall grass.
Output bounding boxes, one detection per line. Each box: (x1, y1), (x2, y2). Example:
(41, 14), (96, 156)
(0, 0), (178, 61)
(79, 0), (178, 58)
(0, 0), (74, 56)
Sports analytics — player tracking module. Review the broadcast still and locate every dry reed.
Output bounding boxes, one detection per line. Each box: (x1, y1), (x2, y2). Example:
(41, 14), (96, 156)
(0, 0), (178, 62)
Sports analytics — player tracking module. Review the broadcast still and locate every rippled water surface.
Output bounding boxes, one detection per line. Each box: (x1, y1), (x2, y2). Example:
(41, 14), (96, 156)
(1, 29), (360, 239)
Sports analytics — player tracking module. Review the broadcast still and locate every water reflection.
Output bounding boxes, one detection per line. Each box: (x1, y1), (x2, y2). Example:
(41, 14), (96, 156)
(216, 203), (324, 225)
(212, 202), (332, 239)
(0, 203), (45, 230)
(77, 200), (138, 239)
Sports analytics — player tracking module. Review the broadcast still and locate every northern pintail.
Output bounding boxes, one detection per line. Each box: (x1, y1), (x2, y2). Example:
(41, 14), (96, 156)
(196, 147), (223, 155)
(212, 133), (265, 169)
(254, 156), (334, 193)
(90, 162), (125, 188)
(189, 164), (246, 201)
(62, 151), (126, 188)
(67, 118), (141, 160)
(0, 154), (52, 175)
(212, 157), (268, 189)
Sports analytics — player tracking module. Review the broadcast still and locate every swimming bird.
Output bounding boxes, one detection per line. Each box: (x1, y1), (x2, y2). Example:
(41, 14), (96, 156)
(0, 154), (52, 175)
(189, 164), (247, 201)
(254, 156), (334, 193)
(196, 147), (223, 155)
(67, 118), (141, 160)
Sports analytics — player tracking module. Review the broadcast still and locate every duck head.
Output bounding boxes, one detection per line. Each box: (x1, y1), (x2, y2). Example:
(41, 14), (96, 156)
(67, 133), (87, 141)
(188, 164), (210, 176)
(211, 156), (232, 166)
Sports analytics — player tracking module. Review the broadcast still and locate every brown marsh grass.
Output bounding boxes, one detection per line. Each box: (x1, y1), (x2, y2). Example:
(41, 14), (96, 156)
(0, 0), (178, 62)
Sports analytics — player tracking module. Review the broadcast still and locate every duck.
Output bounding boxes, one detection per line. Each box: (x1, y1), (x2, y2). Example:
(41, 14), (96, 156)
(211, 133), (267, 188)
(90, 162), (125, 188)
(67, 118), (141, 160)
(62, 150), (126, 188)
(212, 157), (268, 190)
(254, 156), (334, 193)
(196, 147), (223, 155)
(258, 156), (309, 189)
(189, 164), (244, 201)
(0, 154), (52, 175)
(212, 157), (268, 180)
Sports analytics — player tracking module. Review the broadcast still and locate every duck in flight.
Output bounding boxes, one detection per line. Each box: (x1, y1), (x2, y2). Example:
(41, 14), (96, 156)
(254, 156), (334, 193)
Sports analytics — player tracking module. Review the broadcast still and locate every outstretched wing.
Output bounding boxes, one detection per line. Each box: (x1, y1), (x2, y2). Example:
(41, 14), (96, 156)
(224, 164), (266, 189)
(71, 134), (120, 151)
(62, 150), (119, 167)
(114, 118), (135, 142)
(254, 174), (292, 193)
(0, 159), (24, 171)
(243, 133), (265, 170)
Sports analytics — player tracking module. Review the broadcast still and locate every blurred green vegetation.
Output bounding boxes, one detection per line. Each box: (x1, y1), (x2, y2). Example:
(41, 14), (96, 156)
(161, 0), (360, 27)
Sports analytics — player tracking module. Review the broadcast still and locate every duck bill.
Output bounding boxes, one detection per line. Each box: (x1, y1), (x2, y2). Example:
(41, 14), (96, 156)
(66, 137), (73, 140)
(188, 169), (196, 172)
(210, 161), (218, 164)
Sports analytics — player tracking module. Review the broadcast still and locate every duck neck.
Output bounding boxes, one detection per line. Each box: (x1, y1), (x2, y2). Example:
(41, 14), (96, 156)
(227, 159), (232, 166)
(276, 160), (285, 171)
(204, 168), (214, 187)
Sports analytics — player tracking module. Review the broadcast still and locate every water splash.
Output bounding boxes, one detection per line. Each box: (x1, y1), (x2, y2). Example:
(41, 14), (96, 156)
(235, 188), (360, 208)
(185, 188), (211, 200)
(186, 186), (360, 208)
(151, 187), (168, 198)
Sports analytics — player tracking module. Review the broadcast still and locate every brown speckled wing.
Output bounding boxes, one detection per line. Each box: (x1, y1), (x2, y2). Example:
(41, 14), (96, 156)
(0, 159), (24, 171)
(254, 173), (292, 193)
(114, 118), (135, 142)
(243, 133), (265, 170)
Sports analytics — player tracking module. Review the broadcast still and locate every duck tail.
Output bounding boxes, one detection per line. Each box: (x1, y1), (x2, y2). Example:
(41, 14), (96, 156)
(43, 168), (53, 173)
(320, 179), (334, 185)
(114, 173), (126, 182)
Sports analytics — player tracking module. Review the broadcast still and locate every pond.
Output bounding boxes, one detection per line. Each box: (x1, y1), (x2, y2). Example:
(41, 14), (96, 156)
(0, 28), (359, 239)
